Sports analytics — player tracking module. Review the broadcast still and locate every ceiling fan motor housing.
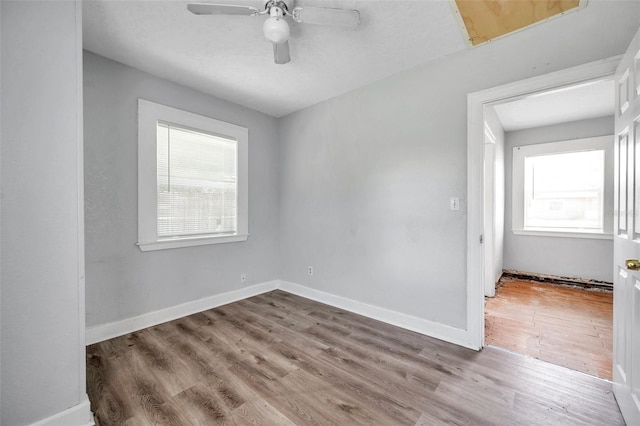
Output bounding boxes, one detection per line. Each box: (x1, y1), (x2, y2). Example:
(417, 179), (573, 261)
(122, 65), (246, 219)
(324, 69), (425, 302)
(265, 0), (292, 15)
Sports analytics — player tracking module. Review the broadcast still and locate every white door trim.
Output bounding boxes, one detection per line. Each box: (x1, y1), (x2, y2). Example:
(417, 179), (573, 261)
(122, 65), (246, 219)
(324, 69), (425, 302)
(466, 56), (620, 349)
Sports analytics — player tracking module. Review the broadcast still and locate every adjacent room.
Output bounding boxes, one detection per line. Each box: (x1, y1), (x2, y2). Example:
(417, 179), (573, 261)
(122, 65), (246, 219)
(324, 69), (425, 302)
(2, 1), (640, 425)
(481, 79), (616, 380)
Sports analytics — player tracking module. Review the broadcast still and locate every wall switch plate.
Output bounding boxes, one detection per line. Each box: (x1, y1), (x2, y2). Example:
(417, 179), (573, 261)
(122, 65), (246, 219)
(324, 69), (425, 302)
(450, 197), (460, 211)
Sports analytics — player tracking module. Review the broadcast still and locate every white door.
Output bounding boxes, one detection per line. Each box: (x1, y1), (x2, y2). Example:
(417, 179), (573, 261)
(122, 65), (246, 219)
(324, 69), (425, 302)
(484, 140), (496, 297)
(613, 27), (640, 426)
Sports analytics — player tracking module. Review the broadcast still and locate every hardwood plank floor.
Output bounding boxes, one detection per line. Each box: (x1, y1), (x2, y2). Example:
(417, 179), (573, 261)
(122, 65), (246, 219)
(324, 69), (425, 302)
(87, 290), (623, 425)
(485, 280), (613, 380)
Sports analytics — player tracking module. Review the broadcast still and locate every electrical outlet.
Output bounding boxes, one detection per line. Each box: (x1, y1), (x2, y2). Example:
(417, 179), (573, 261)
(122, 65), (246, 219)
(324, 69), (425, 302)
(240, 273), (246, 283)
(308, 266), (313, 276)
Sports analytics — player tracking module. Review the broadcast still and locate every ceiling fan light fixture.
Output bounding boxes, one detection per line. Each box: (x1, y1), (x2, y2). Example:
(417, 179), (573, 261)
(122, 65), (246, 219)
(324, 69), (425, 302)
(263, 6), (290, 45)
(263, 16), (290, 44)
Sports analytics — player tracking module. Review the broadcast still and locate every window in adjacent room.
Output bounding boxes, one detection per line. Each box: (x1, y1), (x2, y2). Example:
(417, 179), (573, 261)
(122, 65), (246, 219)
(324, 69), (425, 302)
(512, 136), (613, 239)
(137, 99), (248, 251)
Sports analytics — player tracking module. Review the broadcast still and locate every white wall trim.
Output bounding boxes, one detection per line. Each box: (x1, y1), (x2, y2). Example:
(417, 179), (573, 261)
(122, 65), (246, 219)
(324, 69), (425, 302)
(85, 281), (278, 345)
(86, 280), (474, 349)
(29, 397), (94, 426)
(511, 229), (614, 240)
(278, 281), (473, 349)
(467, 55), (620, 350)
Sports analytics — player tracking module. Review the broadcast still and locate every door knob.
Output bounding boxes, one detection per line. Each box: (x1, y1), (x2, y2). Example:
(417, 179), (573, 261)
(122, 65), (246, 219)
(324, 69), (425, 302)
(626, 259), (640, 270)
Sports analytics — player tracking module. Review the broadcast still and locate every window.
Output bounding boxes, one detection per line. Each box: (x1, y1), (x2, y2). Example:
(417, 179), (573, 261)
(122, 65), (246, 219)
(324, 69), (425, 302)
(138, 99), (248, 251)
(512, 136), (613, 239)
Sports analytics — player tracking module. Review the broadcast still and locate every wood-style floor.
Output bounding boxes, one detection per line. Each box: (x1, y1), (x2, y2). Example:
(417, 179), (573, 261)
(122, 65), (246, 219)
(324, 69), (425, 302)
(485, 280), (613, 380)
(87, 290), (623, 425)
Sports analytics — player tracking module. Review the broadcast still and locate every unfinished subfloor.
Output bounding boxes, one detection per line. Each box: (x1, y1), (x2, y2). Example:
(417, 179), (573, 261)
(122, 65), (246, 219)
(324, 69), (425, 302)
(485, 279), (613, 380)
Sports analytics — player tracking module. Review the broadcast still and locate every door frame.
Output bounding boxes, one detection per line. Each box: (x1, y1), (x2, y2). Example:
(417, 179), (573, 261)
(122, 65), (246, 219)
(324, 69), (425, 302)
(465, 56), (621, 349)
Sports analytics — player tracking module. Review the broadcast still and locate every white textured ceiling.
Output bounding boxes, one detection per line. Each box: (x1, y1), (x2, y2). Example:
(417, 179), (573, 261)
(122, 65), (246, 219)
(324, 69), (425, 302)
(493, 78), (615, 132)
(83, 0), (469, 117)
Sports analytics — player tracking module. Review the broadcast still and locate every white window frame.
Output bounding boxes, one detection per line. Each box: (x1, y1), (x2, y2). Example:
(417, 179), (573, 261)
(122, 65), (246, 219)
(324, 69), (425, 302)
(137, 99), (248, 251)
(512, 135), (613, 240)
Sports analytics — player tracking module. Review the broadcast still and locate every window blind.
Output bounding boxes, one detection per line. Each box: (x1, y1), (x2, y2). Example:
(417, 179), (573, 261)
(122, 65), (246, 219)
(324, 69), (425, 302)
(156, 122), (238, 238)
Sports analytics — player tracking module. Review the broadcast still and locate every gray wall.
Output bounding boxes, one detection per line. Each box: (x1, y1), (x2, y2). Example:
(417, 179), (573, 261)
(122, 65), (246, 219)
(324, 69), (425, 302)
(503, 116), (614, 282)
(1, 1), (86, 425)
(278, 3), (638, 330)
(84, 52), (280, 327)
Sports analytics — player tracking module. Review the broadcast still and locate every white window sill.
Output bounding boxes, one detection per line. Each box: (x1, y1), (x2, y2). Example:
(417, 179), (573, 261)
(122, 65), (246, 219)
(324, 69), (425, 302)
(512, 229), (613, 240)
(137, 234), (249, 251)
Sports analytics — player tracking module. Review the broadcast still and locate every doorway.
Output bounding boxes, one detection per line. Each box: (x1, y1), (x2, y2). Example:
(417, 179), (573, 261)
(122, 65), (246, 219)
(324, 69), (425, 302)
(465, 56), (620, 352)
(481, 78), (616, 379)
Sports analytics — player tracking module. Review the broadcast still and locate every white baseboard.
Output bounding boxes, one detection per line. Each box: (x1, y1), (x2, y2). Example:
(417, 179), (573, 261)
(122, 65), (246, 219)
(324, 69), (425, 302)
(29, 397), (94, 426)
(277, 280), (473, 349)
(85, 279), (473, 350)
(85, 281), (278, 345)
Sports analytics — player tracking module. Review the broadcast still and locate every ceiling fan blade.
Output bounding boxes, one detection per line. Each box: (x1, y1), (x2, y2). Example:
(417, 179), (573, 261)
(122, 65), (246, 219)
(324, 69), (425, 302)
(292, 6), (360, 27)
(187, 3), (261, 16)
(273, 41), (291, 65)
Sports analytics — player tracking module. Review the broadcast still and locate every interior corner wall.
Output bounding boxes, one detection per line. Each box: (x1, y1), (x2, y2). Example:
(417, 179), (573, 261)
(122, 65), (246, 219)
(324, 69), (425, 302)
(83, 51), (280, 328)
(503, 116), (615, 282)
(278, 2), (638, 331)
(1, 1), (87, 425)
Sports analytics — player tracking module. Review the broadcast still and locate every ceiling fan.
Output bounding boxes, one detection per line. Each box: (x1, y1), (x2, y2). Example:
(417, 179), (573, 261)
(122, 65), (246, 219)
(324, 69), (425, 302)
(187, 1), (361, 64)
